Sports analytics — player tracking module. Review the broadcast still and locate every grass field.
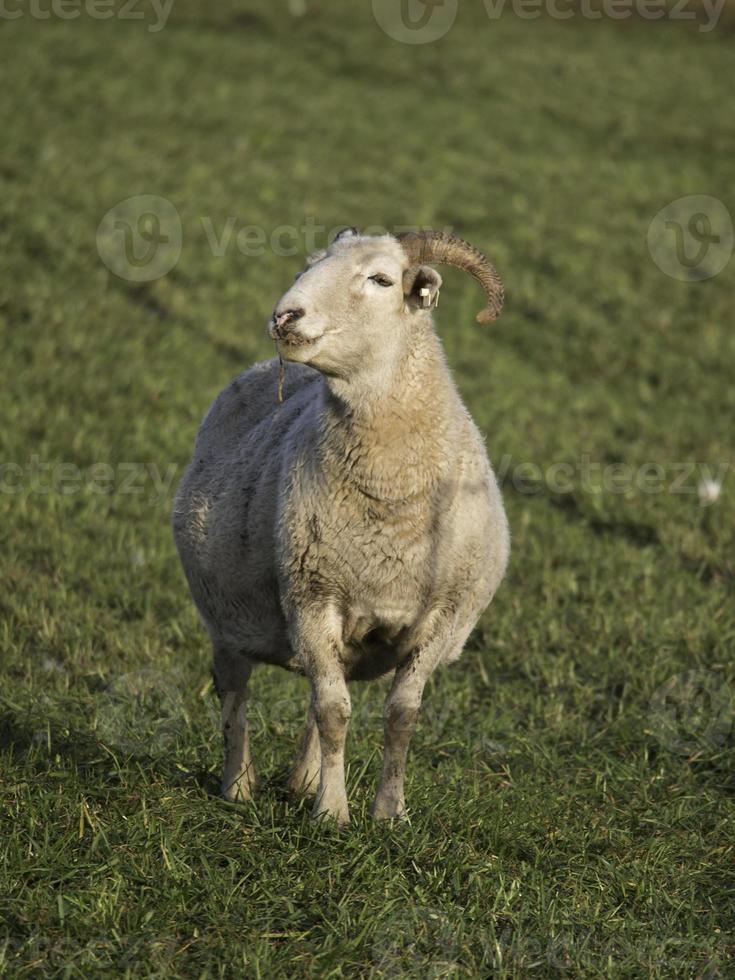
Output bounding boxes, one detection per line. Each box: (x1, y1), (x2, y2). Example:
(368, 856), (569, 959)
(1, 1), (734, 976)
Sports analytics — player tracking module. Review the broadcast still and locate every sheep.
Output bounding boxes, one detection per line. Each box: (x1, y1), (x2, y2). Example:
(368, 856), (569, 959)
(172, 228), (510, 825)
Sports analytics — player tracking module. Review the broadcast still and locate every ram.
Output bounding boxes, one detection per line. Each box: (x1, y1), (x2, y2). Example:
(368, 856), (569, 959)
(173, 228), (510, 825)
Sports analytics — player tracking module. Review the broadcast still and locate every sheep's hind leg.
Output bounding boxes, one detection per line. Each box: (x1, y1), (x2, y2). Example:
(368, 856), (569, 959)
(289, 700), (321, 797)
(213, 647), (255, 803)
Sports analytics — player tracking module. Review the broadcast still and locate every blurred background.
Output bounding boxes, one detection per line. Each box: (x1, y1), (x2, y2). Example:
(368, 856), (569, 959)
(1, 2), (733, 976)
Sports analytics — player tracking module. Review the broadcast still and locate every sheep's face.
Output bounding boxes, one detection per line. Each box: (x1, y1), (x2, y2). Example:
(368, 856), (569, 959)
(267, 230), (441, 378)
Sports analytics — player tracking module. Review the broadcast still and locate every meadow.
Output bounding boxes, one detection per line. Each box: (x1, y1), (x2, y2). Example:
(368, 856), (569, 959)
(1, 1), (734, 976)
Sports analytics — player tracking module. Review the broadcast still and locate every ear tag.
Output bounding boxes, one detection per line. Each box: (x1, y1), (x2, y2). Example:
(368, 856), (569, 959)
(420, 287), (432, 308)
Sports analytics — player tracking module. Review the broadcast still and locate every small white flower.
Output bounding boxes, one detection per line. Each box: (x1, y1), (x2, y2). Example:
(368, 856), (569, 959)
(698, 478), (722, 506)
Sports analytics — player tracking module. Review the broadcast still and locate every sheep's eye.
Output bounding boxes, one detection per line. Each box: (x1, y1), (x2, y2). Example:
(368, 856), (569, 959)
(369, 274), (393, 288)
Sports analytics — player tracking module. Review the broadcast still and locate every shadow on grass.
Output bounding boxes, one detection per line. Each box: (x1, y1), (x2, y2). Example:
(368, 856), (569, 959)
(0, 709), (210, 790)
(0, 708), (319, 807)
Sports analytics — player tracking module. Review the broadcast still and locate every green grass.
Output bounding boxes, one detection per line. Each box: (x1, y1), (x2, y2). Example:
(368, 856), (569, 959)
(1, 2), (734, 976)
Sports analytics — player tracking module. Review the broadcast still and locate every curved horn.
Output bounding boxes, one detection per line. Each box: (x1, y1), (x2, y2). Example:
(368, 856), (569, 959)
(397, 230), (504, 323)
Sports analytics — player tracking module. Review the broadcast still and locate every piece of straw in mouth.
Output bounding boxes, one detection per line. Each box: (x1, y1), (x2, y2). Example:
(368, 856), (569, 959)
(277, 353), (285, 404)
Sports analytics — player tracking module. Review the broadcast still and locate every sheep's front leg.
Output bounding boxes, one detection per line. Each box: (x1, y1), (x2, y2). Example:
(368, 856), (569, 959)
(213, 647), (255, 803)
(311, 670), (351, 825)
(372, 620), (451, 820)
(295, 609), (351, 825)
(288, 700), (321, 797)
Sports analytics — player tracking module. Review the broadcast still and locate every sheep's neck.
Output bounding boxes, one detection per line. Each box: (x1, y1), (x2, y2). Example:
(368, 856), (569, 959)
(320, 335), (458, 503)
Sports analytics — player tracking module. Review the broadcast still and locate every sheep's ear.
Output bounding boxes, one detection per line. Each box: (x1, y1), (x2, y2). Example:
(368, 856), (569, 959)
(403, 265), (442, 312)
(332, 226), (359, 243)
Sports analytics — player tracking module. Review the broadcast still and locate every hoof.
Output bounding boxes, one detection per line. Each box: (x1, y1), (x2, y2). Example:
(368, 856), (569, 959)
(221, 785), (254, 804)
(312, 796), (350, 827)
(371, 796), (407, 821)
(221, 770), (256, 803)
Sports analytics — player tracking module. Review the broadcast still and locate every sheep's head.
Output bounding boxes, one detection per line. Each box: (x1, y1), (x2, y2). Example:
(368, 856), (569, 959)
(268, 228), (504, 377)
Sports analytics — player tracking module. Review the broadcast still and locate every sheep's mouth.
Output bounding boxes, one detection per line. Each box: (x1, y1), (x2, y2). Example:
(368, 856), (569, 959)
(273, 330), (322, 349)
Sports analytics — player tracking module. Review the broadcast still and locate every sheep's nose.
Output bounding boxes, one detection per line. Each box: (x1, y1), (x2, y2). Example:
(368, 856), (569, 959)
(273, 308), (305, 331)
